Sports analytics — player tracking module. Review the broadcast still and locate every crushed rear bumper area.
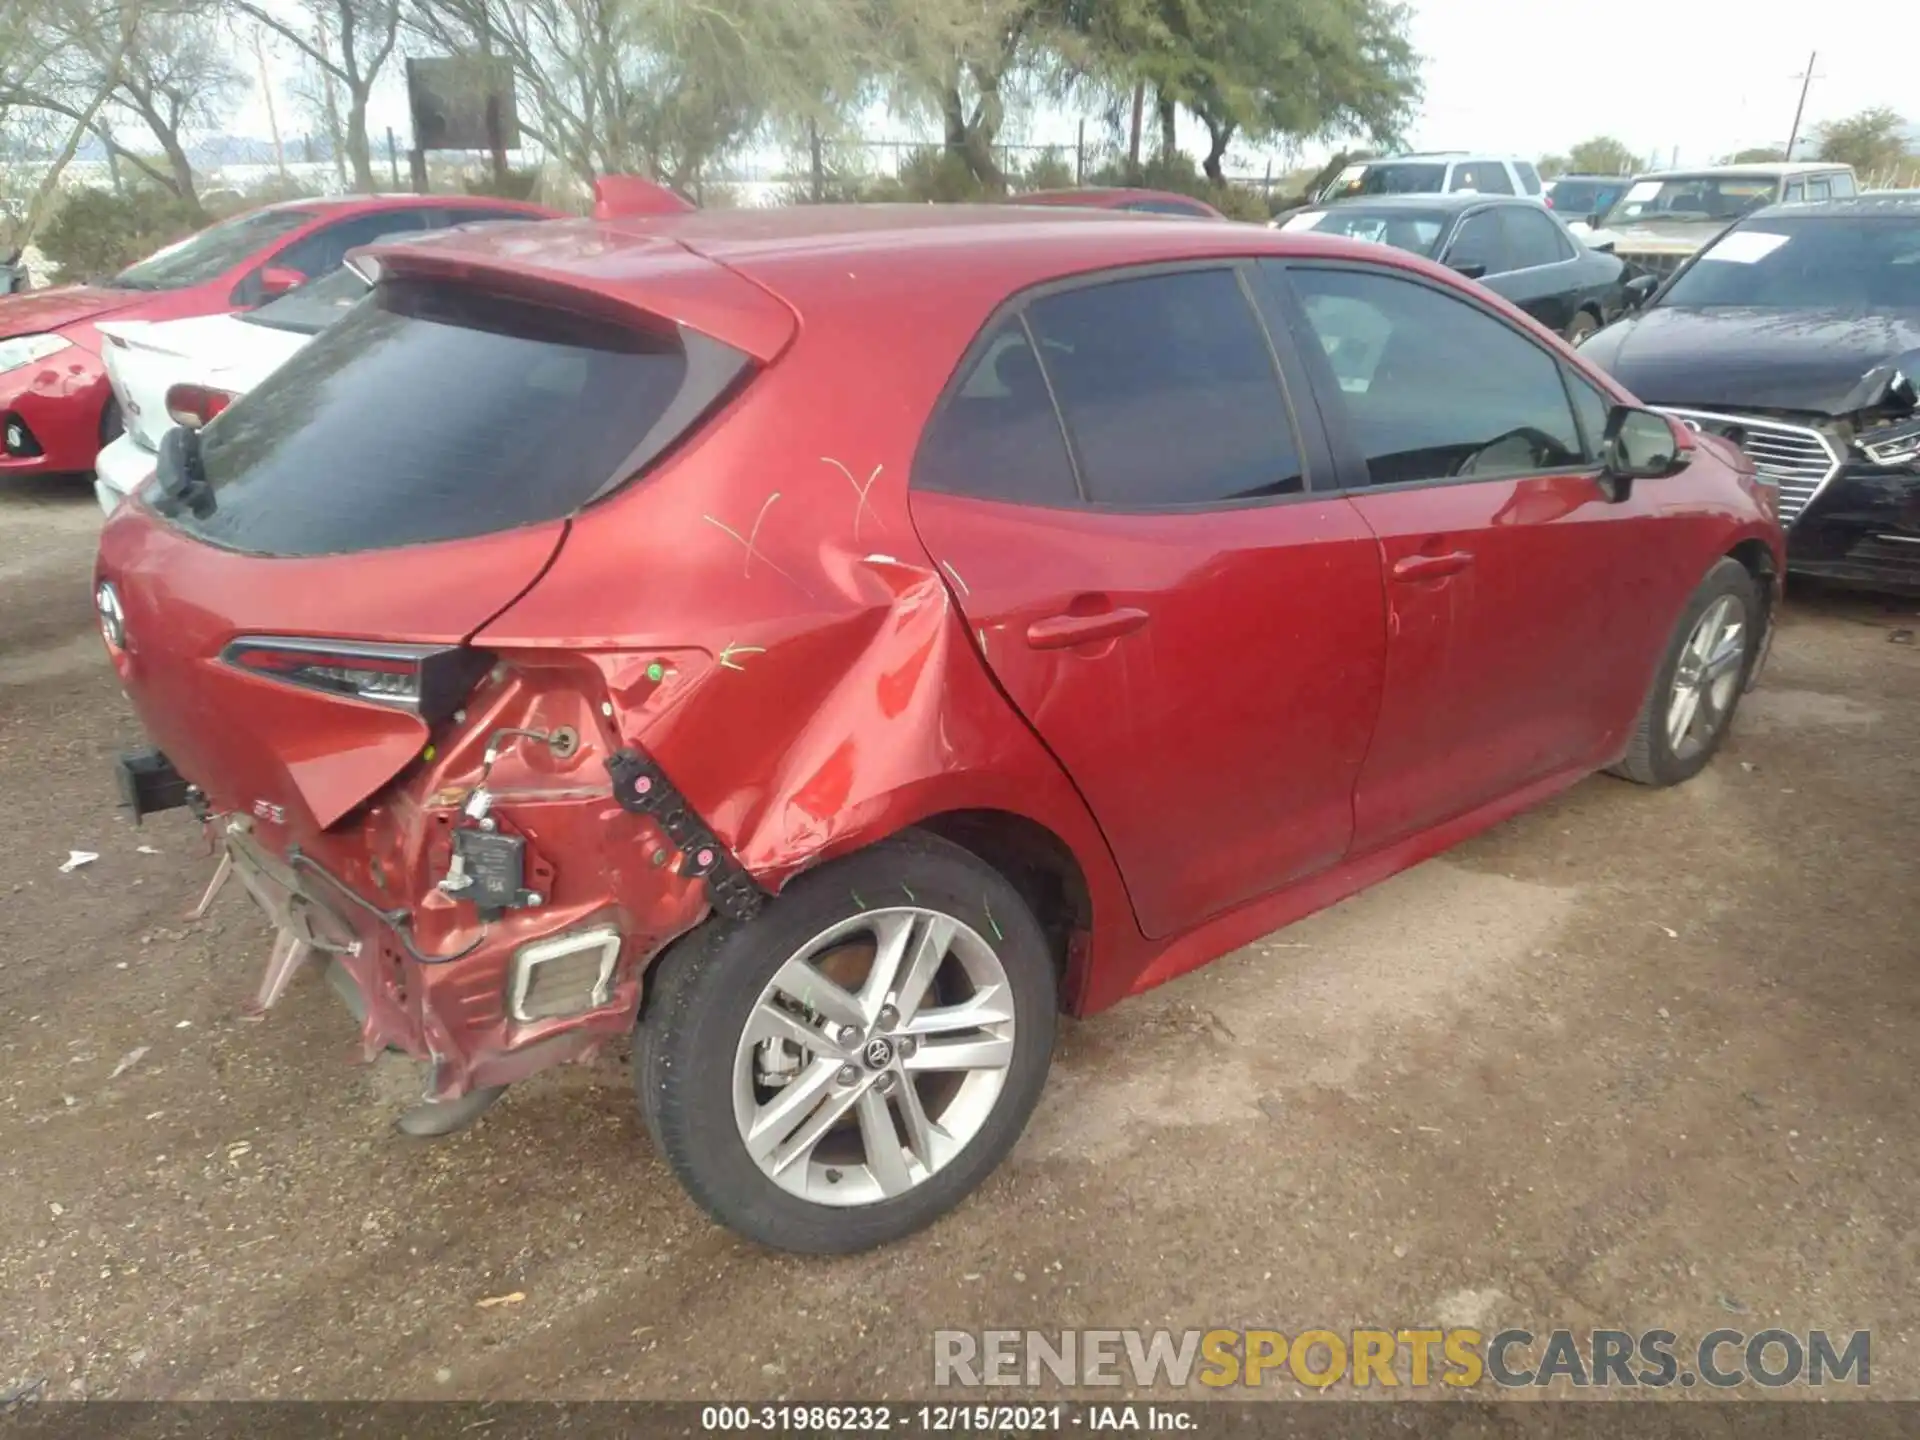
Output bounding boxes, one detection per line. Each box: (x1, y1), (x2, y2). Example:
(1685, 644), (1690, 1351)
(202, 816), (673, 1107)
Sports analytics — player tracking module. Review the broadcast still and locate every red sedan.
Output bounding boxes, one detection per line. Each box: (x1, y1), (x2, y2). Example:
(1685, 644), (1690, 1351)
(95, 206), (1781, 1253)
(0, 193), (555, 479)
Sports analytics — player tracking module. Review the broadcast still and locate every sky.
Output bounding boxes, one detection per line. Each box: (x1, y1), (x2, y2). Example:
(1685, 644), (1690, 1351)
(228, 0), (1915, 178)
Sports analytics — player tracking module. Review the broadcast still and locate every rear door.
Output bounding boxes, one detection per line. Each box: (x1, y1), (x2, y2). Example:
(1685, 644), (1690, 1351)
(908, 263), (1387, 941)
(1266, 259), (1654, 851)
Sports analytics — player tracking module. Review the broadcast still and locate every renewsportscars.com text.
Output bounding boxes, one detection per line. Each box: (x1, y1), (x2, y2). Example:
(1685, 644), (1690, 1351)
(932, 1328), (1871, 1390)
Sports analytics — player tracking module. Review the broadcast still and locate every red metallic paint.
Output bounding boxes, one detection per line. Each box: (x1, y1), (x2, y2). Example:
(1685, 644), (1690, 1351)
(2, 194), (556, 477)
(95, 207), (1784, 1102)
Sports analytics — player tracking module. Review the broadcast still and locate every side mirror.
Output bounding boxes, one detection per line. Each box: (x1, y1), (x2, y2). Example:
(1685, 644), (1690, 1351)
(1601, 405), (1691, 489)
(1449, 260), (1489, 280)
(255, 265), (306, 300)
(1625, 273), (1659, 307)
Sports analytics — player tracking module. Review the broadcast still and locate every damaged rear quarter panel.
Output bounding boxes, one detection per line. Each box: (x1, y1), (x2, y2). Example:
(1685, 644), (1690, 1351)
(473, 277), (1131, 1005)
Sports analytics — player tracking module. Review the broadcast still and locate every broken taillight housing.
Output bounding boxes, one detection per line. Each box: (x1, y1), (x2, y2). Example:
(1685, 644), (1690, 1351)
(221, 638), (491, 723)
(165, 383), (237, 429)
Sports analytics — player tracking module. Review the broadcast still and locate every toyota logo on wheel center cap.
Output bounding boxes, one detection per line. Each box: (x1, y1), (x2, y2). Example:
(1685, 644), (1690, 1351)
(862, 1036), (896, 1070)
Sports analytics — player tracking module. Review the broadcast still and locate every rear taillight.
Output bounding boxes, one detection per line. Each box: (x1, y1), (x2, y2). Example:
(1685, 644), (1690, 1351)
(222, 638), (490, 723)
(166, 383), (237, 429)
(1543, 195), (1554, 209)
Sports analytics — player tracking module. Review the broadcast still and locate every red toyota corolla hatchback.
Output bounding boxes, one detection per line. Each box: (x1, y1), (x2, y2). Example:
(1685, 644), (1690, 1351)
(95, 206), (1782, 1253)
(0, 193), (555, 480)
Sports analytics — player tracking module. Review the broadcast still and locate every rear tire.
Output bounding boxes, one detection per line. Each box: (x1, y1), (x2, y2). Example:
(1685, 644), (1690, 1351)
(1610, 558), (1760, 787)
(635, 832), (1056, 1254)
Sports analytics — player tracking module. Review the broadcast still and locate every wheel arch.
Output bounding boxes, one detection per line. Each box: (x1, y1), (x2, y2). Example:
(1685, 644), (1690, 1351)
(912, 807), (1094, 1004)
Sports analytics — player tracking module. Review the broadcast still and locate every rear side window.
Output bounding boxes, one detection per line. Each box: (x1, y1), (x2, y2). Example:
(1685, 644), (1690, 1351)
(1503, 207), (1572, 268)
(1828, 171), (1855, 198)
(1515, 162), (1543, 196)
(151, 277), (748, 555)
(1447, 211), (1507, 273)
(915, 319), (1080, 506)
(1024, 269), (1304, 506)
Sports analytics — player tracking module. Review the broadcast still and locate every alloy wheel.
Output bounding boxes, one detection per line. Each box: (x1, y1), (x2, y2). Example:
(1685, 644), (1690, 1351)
(731, 908), (1015, 1207)
(1665, 594), (1746, 759)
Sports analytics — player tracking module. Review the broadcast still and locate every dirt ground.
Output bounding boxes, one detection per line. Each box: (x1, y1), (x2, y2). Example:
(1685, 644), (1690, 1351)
(3, 474), (1917, 1404)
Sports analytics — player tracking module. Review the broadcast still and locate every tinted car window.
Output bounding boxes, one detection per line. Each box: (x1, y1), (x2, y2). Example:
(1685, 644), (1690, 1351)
(1283, 208), (1448, 256)
(112, 208), (315, 291)
(1805, 178), (1831, 202)
(1828, 171), (1856, 198)
(1565, 371), (1613, 457)
(1502, 206), (1571, 268)
(915, 318), (1080, 506)
(272, 210), (430, 282)
(1447, 210), (1507, 272)
(1515, 162), (1543, 196)
(1024, 268), (1304, 506)
(150, 277), (749, 556)
(1658, 216), (1920, 309)
(1324, 162), (1447, 198)
(1452, 162), (1515, 195)
(1289, 267), (1584, 486)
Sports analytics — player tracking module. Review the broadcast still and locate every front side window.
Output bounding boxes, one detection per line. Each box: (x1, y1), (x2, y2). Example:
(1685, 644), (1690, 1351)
(1323, 162), (1447, 199)
(1287, 266), (1585, 487)
(1447, 211), (1507, 273)
(1451, 163), (1515, 195)
(1023, 268), (1305, 506)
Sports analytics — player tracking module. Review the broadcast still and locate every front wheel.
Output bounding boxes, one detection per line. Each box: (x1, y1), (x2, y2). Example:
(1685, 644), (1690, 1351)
(1610, 558), (1761, 787)
(635, 832), (1057, 1253)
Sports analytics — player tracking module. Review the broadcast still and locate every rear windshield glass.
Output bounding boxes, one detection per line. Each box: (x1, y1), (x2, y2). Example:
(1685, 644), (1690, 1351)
(113, 209), (314, 290)
(240, 264), (369, 334)
(1548, 179), (1624, 216)
(1282, 208), (1447, 256)
(149, 277), (748, 555)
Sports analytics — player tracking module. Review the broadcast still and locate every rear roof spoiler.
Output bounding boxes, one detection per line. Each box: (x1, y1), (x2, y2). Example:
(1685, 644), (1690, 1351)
(593, 175), (697, 220)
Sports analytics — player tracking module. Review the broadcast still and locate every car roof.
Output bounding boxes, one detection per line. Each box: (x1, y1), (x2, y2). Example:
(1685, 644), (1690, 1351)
(256, 192), (550, 215)
(1635, 162), (1850, 180)
(1308, 193), (1537, 213)
(361, 204), (1440, 354)
(1367, 152), (1524, 164)
(1747, 195), (1920, 221)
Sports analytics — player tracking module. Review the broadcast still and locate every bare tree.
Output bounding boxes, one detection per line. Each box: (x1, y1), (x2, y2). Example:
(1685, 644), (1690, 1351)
(411, 0), (872, 190)
(0, 0), (142, 247)
(229, 0), (401, 189)
(104, 5), (245, 215)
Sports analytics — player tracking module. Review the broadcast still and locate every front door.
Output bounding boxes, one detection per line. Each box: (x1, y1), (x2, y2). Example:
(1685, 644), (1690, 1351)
(1270, 260), (1652, 852)
(909, 264), (1388, 941)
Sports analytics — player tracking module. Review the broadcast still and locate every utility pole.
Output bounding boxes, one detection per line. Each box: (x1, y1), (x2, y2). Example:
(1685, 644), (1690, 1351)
(1785, 50), (1820, 160)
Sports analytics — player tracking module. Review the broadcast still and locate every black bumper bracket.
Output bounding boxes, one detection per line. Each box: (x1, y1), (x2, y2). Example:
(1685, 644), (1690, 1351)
(606, 748), (767, 923)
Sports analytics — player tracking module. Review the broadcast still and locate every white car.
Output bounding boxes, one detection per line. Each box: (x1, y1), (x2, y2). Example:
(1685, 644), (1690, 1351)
(94, 264), (369, 513)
